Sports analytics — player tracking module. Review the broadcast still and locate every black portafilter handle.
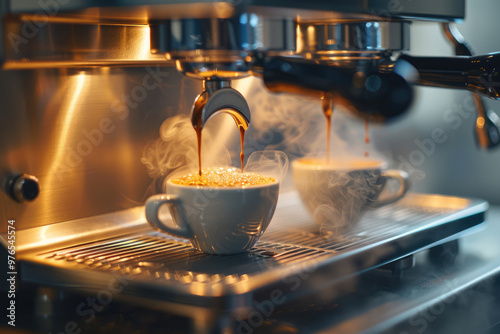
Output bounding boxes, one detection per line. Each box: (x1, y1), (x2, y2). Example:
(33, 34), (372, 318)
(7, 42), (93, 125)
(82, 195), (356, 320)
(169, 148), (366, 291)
(259, 57), (414, 121)
(398, 53), (500, 99)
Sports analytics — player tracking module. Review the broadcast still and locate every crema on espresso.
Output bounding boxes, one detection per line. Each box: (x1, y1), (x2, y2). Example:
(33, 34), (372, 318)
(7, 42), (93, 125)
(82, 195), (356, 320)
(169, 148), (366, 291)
(170, 167), (275, 187)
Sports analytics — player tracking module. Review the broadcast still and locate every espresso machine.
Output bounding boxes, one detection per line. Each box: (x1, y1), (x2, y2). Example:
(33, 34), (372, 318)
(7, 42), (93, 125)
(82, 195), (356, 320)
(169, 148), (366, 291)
(1, 1), (500, 333)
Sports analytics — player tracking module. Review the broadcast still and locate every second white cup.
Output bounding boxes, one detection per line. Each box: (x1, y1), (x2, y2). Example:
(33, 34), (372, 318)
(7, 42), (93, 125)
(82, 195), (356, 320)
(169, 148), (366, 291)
(292, 157), (409, 233)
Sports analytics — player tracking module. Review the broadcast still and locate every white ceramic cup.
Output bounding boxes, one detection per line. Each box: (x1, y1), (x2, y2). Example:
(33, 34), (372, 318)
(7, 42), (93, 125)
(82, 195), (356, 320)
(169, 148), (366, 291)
(292, 158), (409, 233)
(145, 179), (280, 254)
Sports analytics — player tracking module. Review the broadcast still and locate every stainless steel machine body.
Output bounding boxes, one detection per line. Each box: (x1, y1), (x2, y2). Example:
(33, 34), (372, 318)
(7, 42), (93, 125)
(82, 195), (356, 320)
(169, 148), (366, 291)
(0, 0), (480, 230)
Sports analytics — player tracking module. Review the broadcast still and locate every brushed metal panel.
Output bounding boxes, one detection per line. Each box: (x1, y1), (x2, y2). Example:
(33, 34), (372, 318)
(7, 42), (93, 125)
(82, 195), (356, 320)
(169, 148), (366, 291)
(2, 17), (165, 64)
(7, 0), (465, 21)
(0, 66), (201, 232)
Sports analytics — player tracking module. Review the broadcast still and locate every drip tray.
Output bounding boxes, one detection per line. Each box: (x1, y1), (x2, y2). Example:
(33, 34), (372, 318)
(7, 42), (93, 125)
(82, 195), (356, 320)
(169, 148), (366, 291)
(19, 193), (487, 314)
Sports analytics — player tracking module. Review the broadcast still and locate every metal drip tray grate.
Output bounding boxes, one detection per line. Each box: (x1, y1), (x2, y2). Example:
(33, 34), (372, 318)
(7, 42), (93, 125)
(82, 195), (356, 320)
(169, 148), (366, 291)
(36, 234), (333, 286)
(261, 202), (449, 251)
(20, 193), (487, 312)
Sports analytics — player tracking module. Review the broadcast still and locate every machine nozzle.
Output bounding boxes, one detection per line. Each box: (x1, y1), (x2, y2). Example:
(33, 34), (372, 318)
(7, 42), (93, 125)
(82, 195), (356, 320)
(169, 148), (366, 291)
(191, 79), (251, 132)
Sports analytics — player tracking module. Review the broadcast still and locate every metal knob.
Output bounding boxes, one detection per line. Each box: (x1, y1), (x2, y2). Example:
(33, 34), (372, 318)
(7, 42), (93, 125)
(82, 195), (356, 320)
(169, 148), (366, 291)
(10, 174), (40, 202)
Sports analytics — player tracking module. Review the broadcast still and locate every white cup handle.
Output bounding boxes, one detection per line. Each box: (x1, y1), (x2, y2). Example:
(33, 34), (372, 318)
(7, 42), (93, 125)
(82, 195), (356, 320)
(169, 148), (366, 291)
(370, 170), (410, 208)
(145, 194), (192, 239)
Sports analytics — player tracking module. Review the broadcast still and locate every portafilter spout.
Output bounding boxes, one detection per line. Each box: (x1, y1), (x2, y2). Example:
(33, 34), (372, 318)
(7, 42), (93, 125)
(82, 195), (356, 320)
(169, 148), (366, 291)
(190, 79), (251, 175)
(191, 79), (251, 132)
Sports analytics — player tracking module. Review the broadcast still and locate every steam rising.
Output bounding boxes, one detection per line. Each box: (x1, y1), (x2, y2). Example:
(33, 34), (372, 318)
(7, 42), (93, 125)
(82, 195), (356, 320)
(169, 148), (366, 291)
(141, 114), (231, 190)
(234, 77), (406, 234)
(235, 77), (380, 161)
(141, 114), (289, 192)
(245, 150), (289, 182)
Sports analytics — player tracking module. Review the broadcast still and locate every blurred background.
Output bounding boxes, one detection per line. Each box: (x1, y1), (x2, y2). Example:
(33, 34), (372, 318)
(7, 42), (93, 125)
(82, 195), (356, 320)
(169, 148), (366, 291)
(372, 0), (500, 204)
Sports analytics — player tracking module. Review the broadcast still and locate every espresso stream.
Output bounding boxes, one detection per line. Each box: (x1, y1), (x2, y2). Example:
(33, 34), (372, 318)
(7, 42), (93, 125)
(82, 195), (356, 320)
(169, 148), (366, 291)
(322, 92), (370, 159)
(239, 126), (245, 173)
(194, 111), (247, 176)
(322, 93), (334, 162)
